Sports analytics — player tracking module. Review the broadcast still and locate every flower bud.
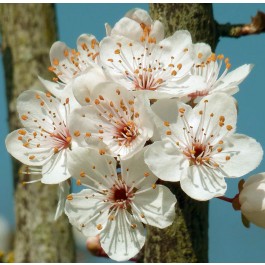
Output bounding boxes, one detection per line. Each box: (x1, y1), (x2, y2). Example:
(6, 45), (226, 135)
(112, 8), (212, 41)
(239, 173), (265, 228)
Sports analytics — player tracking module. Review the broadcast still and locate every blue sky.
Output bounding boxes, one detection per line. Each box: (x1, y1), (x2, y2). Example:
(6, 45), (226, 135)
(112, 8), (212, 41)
(1, 3), (265, 262)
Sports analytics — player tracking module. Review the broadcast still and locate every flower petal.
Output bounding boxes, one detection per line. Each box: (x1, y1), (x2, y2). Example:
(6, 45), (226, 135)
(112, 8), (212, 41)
(125, 8), (152, 25)
(121, 147), (157, 189)
(54, 180), (70, 220)
(240, 182), (265, 212)
(150, 98), (192, 143)
(5, 129), (52, 166)
(180, 165), (227, 201)
(193, 42), (212, 64)
(109, 17), (144, 41)
(215, 64), (253, 94)
(68, 147), (116, 190)
(158, 30), (193, 79)
(76, 34), (99, 65)
(242, 210), (265, 228)
(41, 150), (70, 184)
(133, 185), (176, 228)
(72, 66), (108, 106)
(191, 93), (237, 144)
(144, 140), (189, 182)
(38, 76), (65, 99)
(16, 90), (66, 131)
(100, 210), (145, 261)
(214, 134), (263, 178)
(65, 189), (109, 237)
(150, 20), (164, 42)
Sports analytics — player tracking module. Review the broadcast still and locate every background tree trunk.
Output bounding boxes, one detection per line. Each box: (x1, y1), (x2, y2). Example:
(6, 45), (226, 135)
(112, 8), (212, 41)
(143, 4), (218, 262)
(0, 4), (75, 262)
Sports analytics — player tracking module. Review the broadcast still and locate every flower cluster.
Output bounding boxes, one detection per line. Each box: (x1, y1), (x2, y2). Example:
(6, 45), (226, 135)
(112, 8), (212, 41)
(5, 8), (265, 261)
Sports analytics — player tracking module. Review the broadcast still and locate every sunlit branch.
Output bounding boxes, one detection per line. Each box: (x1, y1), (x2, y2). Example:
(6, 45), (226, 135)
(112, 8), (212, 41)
(218, 11), (265, 38)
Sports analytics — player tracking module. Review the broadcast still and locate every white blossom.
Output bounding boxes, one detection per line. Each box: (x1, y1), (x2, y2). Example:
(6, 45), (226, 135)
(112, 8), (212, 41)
(40, 34), (108, 104)
(49, 34), (100, 84)
(69, 81), (154, 159)
(145, 93), (263, 200)
(100, 31), (204, 99)
(65, 147), (176, 261)
(239, 173), (265, 228)
(186, 43), (253, 102)
(5, 90), (77, 184)
(105, 8), (164, 43)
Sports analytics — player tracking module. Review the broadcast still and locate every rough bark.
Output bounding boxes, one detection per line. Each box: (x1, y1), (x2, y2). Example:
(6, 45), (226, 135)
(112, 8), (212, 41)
(143, 4), (218, 262)
(0, 4), (75, 262)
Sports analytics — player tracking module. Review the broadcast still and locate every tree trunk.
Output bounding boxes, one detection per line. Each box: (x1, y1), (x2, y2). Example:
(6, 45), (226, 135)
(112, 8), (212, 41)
(0, 4), (75, 262)
(143, 4), (218, 262)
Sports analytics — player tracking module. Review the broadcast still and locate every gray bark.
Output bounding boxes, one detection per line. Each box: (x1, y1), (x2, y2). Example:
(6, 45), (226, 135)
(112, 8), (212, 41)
(0, 4), (75, 262)
(142, 4), (218, 262)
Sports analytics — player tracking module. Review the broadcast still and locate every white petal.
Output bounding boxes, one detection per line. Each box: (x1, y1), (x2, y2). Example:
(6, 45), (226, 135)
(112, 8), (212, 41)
(105, 23), (112, 36)
(100, 210), (145, 261)
(134, 185), (176, 228)
(76, 34), (99, 64)
(193, 42), (212, 64)
(125, 8), (152, 25)
(54, 180), (70, 220)
(243, 172), (265, 188)
(65, 189), (109, 237)
(180, 165), (227, 201)
(110, 17), (143, 41)
(72, 66), (108, 106)
(150, 98), (192, 143)
(38, 76), (65, 99)
(5, 129), (52, 166)
(158, 30), (193, 78)
(215, 64), (254, 94)
(49, 41), (73, 84)
(191, 93), (237, 143)
(239, 182), (265, 212)
(68, 147), (116, 190)
(144, 140), (189, 182)
(68, 105), (109, 149)
(41, 150), (70, 184)
(242, 210), (265, 228)
(214, 134), (263, 178)
(16, 90), (66, 130)
(121, 146), (157, 189)
(150, 20), (164, 42)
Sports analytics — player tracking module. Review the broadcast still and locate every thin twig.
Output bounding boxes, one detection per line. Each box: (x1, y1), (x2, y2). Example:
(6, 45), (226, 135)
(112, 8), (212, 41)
(218, 10), (265, 38)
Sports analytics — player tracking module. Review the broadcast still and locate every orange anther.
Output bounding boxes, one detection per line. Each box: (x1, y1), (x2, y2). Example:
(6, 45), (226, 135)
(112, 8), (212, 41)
(74, 130), (80, 137)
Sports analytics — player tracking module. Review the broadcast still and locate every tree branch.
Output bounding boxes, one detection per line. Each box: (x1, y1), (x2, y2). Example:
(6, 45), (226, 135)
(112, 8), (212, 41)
(218, 10), (265, 38)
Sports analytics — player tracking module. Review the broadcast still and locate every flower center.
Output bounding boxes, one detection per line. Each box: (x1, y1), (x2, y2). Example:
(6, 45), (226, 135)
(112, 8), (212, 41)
(106, 42), (184, 92)
(114, 188), (128, 201)
(193, 144), (206, 158)
(184, 143), (209, 165)
(50, 130), (72, 153)
(116, 121), (138, 146)
(108, 180), (135, 210)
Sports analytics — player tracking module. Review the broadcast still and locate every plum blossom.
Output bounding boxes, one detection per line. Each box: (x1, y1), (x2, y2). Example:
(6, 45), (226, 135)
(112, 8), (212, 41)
(238, 173), (265, 228)
(100, 30), (204, 99)
(40, 34), (108, 104)
(145, 93), (263, 200)
(187, 43), (253, 103)
(5, 90), (77, 184)
(69, 81), (154, 159)
(65, 147), (176, 261)
(105, 8), (164, 43)
(49, 34), (100, 84)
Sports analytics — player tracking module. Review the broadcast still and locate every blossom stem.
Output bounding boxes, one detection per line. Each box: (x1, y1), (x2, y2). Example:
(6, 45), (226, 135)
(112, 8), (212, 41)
(216, 196), (233, 203)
